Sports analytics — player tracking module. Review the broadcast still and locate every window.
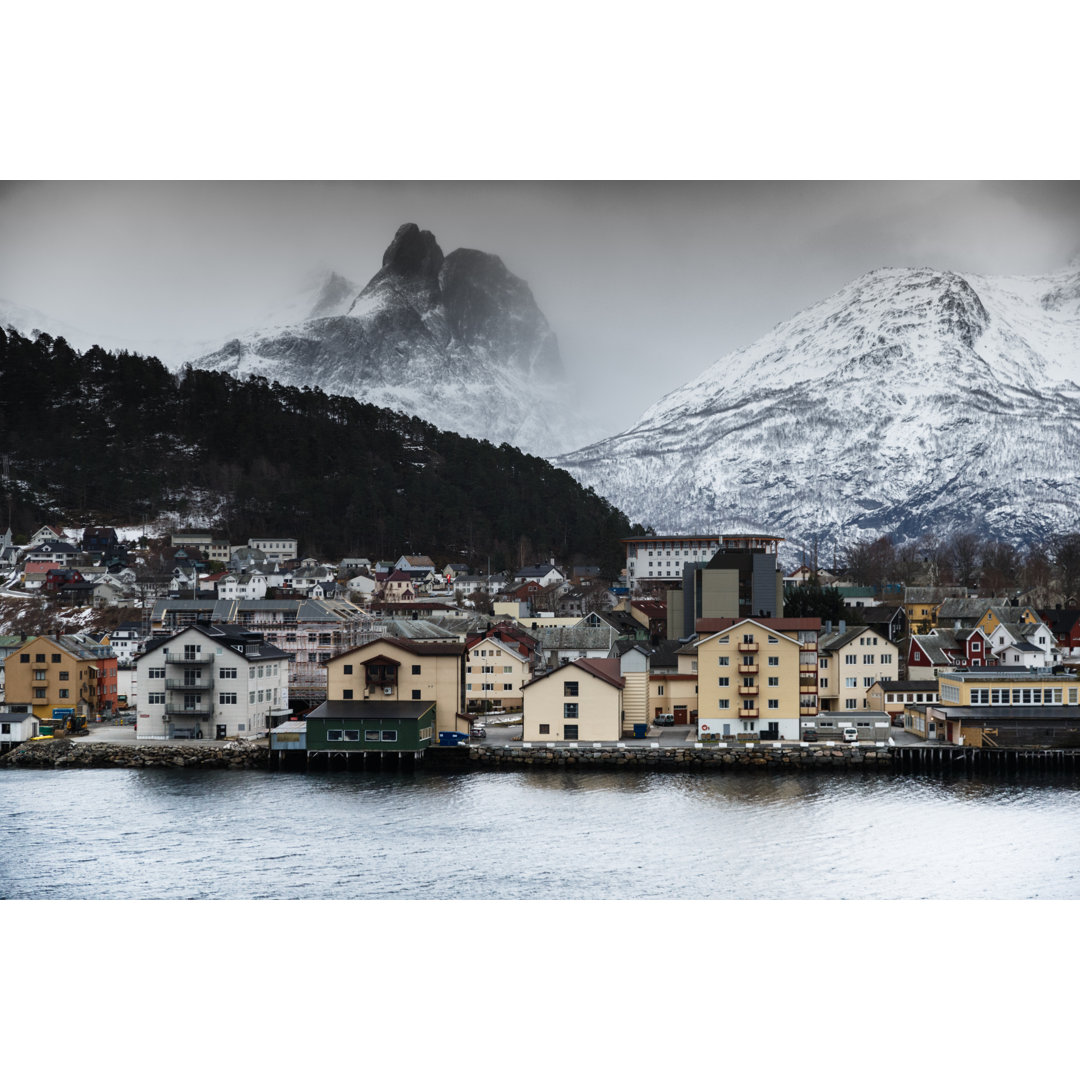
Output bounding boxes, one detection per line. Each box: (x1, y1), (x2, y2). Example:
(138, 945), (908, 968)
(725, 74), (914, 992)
(327, 730), (343, 742)
(846, 677), (857, 688)
(503, 683), (513, 690)
(219, 692), (238, 705)
(343, 689), (353, 700)
(412, 689), (421, 700)
(564, 703), (578, 718)
(148, 667), (165, 679)
(50, 653), (61, 663)
(880, 654), (891, 664)
(564, 681), (579, 697)
(845, 698), (858, 709)
(19, 655), (28, 664)
(1, 723), (8, 734)
(220, 668), (237, 679)
(819, 657), (828, 668)
(482, 665), (494, 674)
(344, 730), (360, 742)
(35, 653), (44, 663)
(845, 655), (857, 665)
(59, 689), (69, 699)
(768, 676), (779, 687)
(482, 683), (494, 691)
(863, 654), (874, 664)
(33, 688), (46, 699)
(343, 664), (353, 675)
(564, 725), (579, 740)
(365, 730), (380, 742)
(412, 664), (421, 675)
(249, 692), (255, 704)
(33, 671), (46, 681)
(768, 656), (779, 667)
(913, 651), (921, 662)
(718, 698), (730, 709)
(863, 677), (873, 687)
(718, 676), (729, 687)
(768, 699), (779, 709)
(718, 656), (730, 666)
(539, 724), (550, 734)
(257, 666), (265, 678)
(820, 677), (829, 688)
(767, 636), (778, 644)
(148, 692), (165, 704)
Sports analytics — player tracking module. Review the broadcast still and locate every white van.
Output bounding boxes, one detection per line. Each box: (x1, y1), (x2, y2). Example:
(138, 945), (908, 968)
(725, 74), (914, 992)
(842, 727), (859, 743)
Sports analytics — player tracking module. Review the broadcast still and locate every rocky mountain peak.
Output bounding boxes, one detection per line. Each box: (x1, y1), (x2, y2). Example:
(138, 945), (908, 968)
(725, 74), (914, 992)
(381, 222), (444, 278)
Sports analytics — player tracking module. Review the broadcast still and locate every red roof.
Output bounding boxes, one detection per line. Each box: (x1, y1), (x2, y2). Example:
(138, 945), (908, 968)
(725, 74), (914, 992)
(572, 657), (625, 689)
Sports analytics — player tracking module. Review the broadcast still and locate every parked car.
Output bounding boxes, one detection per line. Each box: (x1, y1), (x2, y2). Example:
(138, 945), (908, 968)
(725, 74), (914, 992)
(842, 727), (859, 742)
(802, 728), (818, 742)
(653, 714), (675, 727)
(469, 725), (487, 739)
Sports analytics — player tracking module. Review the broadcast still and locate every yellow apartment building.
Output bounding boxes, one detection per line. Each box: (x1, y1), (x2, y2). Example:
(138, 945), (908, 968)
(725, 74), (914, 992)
(694, 617), (820, 741)
(325, 637), (468, 736)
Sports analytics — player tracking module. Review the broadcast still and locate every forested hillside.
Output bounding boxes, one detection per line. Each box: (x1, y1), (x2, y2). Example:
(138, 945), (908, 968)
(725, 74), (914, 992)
(0, 328), (633, 569)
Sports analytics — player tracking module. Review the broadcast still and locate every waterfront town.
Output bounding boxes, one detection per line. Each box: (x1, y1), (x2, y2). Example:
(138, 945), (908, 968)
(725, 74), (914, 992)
(2, 524), (1080, 765)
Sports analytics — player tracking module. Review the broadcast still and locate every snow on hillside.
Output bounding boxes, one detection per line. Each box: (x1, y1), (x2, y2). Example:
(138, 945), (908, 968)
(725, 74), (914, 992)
(554, 263), (1080, 552)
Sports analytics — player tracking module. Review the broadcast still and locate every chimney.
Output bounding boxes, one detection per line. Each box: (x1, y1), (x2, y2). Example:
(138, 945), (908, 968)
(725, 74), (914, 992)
(825, 621), (832, 634)
(839, 619), (846, 633)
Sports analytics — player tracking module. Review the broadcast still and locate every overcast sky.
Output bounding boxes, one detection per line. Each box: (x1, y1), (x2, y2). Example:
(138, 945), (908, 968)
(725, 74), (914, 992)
(2, 180), (1078, 437)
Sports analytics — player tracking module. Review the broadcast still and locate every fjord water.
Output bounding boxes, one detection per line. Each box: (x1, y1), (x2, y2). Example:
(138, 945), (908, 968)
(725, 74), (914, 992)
(3, 769), (1079, 899)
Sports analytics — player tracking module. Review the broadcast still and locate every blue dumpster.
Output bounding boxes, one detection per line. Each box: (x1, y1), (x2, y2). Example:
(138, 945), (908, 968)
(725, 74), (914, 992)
(439, 731), (469, 746)
(633, 723), (648, 739)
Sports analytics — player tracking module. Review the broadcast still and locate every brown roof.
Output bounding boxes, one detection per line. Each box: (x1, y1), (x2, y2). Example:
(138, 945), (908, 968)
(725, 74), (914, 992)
(334, 636), (465, 661)
(525, 656), (625, 691)
(572, 657), (625, 690)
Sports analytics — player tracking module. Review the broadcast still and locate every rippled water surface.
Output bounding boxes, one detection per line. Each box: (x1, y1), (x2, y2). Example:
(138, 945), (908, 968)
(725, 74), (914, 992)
(3, 768), (1080, 899)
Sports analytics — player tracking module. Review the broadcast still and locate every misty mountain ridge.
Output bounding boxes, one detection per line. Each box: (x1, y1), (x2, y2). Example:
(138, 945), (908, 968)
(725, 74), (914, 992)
(554, 262), (1080, 554)
(188, 224), (582, 455)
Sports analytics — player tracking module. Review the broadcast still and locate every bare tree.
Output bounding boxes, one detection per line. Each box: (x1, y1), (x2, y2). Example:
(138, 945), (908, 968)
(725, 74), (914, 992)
(948, 531), (981, 589)
(979, 540), (1021, 594)
(1053, 533), (1080, 603)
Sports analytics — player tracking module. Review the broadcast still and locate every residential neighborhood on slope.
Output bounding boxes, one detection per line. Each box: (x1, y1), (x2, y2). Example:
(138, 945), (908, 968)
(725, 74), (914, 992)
(2, 524), (1080, 758)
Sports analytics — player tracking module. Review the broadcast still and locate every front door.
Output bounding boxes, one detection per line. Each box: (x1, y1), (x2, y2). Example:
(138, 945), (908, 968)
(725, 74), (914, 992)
(216, 724), (227, 740)
(673, 706), (688, 725)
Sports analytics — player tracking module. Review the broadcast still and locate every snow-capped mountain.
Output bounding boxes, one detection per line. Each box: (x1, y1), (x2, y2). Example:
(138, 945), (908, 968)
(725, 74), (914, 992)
(189, 224), (582, 455)
(554, 263), (1080, 552)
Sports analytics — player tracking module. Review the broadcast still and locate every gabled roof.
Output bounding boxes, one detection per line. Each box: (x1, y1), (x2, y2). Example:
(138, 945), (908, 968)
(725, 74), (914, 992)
(525, 656), (624, 692)
(333, 636), (465, 661)
(1039, 608), (1080, 634)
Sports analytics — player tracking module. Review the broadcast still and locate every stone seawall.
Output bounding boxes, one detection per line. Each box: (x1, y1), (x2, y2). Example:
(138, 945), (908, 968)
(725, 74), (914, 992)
(1, 738), (269, 770)
(460, 744), (895, 771)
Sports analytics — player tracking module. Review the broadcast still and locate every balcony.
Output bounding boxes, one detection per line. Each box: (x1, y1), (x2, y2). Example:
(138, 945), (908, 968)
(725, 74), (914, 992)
(165, 652), (211, 665)
(800, 706), (818, 715)
(800, 663), (818, 674)
(738, 664), (758, 675)
(738, 685), (758, 696)
(738, 642), (758, 653)
(165, 704), (213, 718)
(165, 678), (214, 691)
(738, 708), (759, 719)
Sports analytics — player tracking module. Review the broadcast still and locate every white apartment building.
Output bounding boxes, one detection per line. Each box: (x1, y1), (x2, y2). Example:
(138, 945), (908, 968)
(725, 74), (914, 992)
(248, 538), (298, 562)
(620, 534), (724, 590)
(135, 623), (290, 740)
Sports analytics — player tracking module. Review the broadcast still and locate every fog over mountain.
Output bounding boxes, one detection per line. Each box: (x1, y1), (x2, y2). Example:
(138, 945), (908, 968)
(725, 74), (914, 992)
(188, 224), (584, 455)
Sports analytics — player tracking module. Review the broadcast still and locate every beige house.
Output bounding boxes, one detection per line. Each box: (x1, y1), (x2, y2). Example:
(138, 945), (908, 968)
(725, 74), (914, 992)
(649, 645), (699, 724)
(522, 658), (625, 742)
(326, 637), (468, 736)
(694, 617), (821, 740)
(4, 635), (102, 721)
(464, 635), (531, 711)
(817, 625), (900, 711)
